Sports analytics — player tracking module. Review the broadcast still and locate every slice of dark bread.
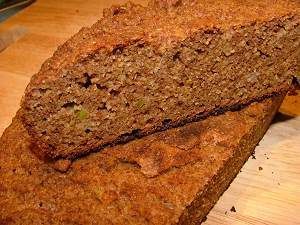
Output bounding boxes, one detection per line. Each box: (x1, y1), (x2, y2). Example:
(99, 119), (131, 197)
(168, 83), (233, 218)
(1, 96), (283, 225)
(21, 0), (300, 159)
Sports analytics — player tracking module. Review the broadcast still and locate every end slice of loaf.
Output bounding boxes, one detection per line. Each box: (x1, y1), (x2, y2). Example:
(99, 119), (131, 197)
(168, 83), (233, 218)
(0, 96), (283, 224)
(21, 0), (300, 159)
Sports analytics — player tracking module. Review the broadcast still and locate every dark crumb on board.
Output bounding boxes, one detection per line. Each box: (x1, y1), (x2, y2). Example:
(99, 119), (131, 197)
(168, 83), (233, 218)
(278, 182), (281, 185)
(272, 171), (274, 174)
(251, 153), (256, 159)
(230, 206), (236, 212)
(287, 77), (299, 95)
(225, 211), (228, 215)
(259, 166), (263, 171)
(288, 89), (298, 96)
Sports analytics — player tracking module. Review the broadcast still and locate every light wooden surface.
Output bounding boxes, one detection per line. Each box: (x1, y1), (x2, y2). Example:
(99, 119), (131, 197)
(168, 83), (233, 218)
(0, 1), (299, 224)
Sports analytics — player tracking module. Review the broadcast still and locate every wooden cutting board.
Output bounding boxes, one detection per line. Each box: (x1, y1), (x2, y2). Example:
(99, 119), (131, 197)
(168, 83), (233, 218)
(0, 1), (299, 224)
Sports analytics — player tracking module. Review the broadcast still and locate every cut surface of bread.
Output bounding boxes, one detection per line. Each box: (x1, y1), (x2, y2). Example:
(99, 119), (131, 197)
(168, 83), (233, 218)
(1, 96), (283, 225)
(21, 0), (300, 159)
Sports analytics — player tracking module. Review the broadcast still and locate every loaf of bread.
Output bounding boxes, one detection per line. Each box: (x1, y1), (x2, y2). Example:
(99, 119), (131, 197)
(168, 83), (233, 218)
(0, 96), (283, 225)
(21, 0), (300, 159)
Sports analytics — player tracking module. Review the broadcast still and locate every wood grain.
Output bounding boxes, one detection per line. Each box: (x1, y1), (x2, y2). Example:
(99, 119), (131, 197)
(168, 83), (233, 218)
(0, 0), (299, 224)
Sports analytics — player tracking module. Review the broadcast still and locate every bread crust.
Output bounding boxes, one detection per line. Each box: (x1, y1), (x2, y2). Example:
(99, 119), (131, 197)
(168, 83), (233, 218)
(0, 96), (283, 224)
(24, 0), (300, 90)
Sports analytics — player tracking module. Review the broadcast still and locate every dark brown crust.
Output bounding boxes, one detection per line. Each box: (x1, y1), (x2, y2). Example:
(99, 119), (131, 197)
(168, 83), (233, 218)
(22, 0), (300, 88)
(0, 95), (283, 224)
(22, 0), (300, 89)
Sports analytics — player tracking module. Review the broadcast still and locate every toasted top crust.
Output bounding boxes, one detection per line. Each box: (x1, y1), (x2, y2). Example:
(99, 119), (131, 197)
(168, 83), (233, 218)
(25, 0), (300, 92)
